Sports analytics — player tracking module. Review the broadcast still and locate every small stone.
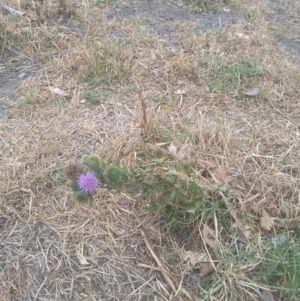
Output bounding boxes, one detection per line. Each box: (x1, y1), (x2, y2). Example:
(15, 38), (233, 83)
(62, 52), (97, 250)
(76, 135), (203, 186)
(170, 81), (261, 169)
(243, 87), (260, 97)
(18, 72), (27, 79)
(0, 261), (5, 268)
(99, 244), (108, 251)
(175, 89), (186, 95)
(77, 286), (84, 293)
(30, 183), (38, 195)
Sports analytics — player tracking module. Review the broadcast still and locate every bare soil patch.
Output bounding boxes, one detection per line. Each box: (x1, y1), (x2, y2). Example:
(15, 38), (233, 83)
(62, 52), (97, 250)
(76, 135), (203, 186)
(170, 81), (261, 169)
(265, 0), (300, 65)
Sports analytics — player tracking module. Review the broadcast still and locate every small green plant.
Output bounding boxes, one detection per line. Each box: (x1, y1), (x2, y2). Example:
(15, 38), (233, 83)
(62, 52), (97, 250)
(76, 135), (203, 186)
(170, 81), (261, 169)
(182, 0), (230, 13)
(106, 165), (128, 190)
(65, 157), (102, 204)
(0, 25), (17, 58)
(65, 156), (129, 203)
(82, 91), (109, 105)
(149, 95), (169, 105)
(199, 273), (219, 299)
(92, 0), (118, 8)
(81, 39), (134, 87)
(242, 233), (300, 300)
(83, 156), (103, 178)
(68, 154), (232, 230)
(0, 28), (6, 57)
(244, 11), (255, 20)
(197, 57), (264, 94)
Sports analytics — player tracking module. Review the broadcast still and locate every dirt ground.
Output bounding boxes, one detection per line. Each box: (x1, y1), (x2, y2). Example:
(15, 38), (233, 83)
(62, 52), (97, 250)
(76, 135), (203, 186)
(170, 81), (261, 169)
(1, 0), (300, 300)
(1, 0), (300, 110)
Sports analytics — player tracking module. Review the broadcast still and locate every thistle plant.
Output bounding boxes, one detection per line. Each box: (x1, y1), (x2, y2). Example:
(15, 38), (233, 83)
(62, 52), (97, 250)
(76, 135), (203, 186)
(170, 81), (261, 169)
(65, 155), (131, 204)
(65, 155), (229, 231)
(64, 158), (102, 204)
(77, 171), (99, 194)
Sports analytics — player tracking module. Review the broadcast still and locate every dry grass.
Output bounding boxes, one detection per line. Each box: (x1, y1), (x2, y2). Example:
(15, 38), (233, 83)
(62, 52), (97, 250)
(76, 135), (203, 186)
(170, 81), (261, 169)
(1, 0), (300, 300)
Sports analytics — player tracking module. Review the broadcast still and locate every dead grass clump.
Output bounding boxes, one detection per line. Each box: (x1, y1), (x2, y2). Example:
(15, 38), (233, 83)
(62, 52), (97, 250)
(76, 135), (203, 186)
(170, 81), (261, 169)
(80, 38), (135, 88)
(0, 15), (26, 59)
(0, 24), (10, 58)
(164, 50), (198, 85)
(182, 0), (231, 12)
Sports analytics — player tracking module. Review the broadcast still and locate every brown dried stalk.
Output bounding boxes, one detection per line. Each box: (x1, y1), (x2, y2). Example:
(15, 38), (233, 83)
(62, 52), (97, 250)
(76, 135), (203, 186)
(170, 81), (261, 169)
(141, 230), (192, 301)
(138, 90), (147, 128)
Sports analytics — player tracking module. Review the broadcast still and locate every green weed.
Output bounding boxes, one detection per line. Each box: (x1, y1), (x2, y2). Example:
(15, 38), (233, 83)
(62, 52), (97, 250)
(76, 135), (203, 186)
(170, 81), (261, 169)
(91, 0), (119, 8)
(77, 153), (233, 230)
(53, 99), (67, 109)
(160, 251), (181, 266)
(81, 39), (134, 87)
(199, 273), (221, 299)
(197, 57), (264, 94)
(82, 91), (109, 105)
(244, 232), (300, 300)
(0, 25), (21, 58)
(107, 0), (119, 9)
(149, 95), (169, 105)
(244, 11), (255, 20)
(182, 0), (230, 13)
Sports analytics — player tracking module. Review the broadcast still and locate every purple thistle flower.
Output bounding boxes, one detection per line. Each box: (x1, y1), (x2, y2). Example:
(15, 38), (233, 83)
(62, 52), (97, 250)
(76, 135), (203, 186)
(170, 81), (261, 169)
(77, 171), (99, 194)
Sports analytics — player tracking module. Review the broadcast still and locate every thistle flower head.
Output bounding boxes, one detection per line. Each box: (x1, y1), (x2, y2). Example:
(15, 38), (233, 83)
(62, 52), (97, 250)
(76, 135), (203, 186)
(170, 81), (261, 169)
(77, 171), (99, 194)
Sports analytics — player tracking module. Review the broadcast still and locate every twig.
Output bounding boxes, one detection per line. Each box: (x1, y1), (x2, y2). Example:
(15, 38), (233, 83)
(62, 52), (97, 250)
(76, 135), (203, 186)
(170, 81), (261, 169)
(199, 223), (217, 271)
(141, 230), (192, 301)
(34, 276), (48, 301)
(138, 91), (147, 128)
(1, 5), (26, 17)
(141, 231), (177, 291)
(267, 98), (299, 126)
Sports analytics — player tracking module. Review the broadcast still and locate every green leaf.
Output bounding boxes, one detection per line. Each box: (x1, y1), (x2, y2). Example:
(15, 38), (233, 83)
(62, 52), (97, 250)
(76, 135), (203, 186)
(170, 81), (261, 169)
(83, 156), (102, 177)
(106, 166), (128, 188)
(73, 190), (91, 204)
(70, 181), (80, 192)
(286, 271), (300, 291)
(147, 201), (159, 212)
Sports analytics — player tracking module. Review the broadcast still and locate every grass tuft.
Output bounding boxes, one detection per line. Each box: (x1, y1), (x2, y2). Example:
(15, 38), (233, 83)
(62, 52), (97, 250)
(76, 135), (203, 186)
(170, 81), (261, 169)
(80, 38), (134, 87)
(198, 56), (264, 94)
(182, 0), (231, 12)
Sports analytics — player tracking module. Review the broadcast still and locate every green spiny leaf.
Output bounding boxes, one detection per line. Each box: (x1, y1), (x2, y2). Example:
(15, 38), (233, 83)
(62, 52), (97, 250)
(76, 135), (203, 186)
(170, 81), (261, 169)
(73, 190), (91, 204)
(69, 181), (80, 193)
(83, 156), (102, 177)
(106, 166), (128, 188)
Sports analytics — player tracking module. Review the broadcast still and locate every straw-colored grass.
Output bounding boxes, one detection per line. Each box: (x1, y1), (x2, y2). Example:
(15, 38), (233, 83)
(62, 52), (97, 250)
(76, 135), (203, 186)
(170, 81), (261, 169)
(1, 0), (300, 300)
